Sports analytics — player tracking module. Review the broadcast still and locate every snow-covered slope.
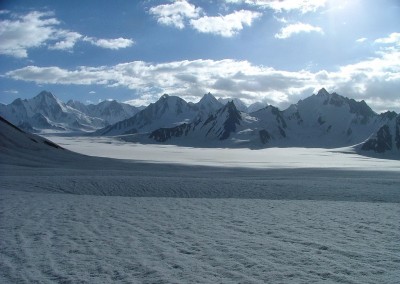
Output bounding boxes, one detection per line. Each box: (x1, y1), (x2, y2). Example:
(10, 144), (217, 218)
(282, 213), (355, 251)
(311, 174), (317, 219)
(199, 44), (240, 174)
(67, 99), (140, 125)
(96, 94), (200, 136)
(0, 91), (105, 132)
(149, 101), (245, 144)
(248, 101), (266, 113)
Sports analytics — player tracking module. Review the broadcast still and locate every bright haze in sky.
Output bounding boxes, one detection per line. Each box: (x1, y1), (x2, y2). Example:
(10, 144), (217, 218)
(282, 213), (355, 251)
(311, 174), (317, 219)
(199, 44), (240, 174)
(0, 0), (399, 112)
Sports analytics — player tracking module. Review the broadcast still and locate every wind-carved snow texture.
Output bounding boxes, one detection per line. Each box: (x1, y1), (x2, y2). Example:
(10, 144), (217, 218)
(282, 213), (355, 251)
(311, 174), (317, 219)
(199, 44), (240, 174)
(1, 191), (400, 283)
(1, 116), (400, 283)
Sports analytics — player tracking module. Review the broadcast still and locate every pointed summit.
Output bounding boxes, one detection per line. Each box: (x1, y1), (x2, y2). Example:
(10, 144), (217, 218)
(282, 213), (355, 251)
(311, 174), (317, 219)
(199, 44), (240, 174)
(316, 88), (330, 97)
(199, 92), (217, 103)
(37, 90), (55, 98)
(196, 92), (223, 115)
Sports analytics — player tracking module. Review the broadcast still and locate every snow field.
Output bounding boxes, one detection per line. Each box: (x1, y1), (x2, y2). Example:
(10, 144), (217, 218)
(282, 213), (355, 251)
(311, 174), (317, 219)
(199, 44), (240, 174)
(1, 130), (400, 283)
(1, 190), (399, 284)
(42, 135), (400, 170)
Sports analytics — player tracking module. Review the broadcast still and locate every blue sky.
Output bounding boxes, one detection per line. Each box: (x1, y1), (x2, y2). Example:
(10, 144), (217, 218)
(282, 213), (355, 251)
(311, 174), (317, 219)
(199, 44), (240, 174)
(0, 0), (399, 112)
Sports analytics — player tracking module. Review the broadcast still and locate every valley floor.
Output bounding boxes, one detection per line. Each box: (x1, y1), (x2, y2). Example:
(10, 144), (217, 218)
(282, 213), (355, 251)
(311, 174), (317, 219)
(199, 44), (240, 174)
(1, 136), (400, 283)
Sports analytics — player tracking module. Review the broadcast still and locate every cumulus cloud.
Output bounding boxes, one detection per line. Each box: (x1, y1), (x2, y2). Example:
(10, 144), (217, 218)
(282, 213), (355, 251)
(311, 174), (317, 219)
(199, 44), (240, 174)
(374, 32), (400, 45)
(149, 0), (202, 29)
(225, 0), (327, 13)
(149, 1), (259, 37)
(275, 22), (323, 39)
(0, 11), (59, 57)
(190, 10), (261, 37)
(5, 33), (400, 112)
(0, 11), (134, 58)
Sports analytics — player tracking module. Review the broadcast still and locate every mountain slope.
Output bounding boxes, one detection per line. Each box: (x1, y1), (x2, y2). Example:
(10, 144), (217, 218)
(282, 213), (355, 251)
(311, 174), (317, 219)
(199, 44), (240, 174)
(66, 99), (140, 125)
(97, 94), (200, 136)
(149, 100), (241, 141)
(0, 115), (78, 166)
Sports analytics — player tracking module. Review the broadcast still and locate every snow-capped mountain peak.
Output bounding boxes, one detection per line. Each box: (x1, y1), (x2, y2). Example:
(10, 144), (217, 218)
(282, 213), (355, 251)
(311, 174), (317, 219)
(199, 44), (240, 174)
(96, 94), (199, 136)
(196, 92), (223, 116)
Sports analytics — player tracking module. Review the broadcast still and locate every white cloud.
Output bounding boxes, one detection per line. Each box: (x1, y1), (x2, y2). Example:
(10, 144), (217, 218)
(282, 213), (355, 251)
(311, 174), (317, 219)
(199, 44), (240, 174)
(5, 33), (400, 112)
(275, 22), (323, 39)
(190, 10), (261, 37)
(374, 33), (400, 45)
(49, 31), (82, 50)
(0, 11), (134, 58)
(0, 11), (59, 57)
(83, 37), (134, 50)
(149, 0), (202, 29)
(225, 0), (327, 13)
(356, 37), (367, 43)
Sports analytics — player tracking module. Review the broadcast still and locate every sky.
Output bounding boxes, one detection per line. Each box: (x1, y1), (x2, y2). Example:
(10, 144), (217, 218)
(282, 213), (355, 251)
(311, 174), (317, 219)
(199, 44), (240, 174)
(0, 0), (399, 112)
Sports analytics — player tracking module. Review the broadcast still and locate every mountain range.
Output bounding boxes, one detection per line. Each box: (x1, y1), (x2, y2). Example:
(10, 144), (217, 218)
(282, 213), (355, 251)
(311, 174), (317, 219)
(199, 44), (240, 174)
(0, 91), (141, 132)
(112, 88), (399, 155)
(1, 89), (399, 155)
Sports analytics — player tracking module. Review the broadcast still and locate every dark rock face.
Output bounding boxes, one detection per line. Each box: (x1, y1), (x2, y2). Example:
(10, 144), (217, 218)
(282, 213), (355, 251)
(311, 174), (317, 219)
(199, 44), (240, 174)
(396, 116), (400, 150)
(220, 101), (241, 140)
(259, 129), (271, 144)
(270, 106), (287, 128)
(149, 123), (191, 142)
(361, 125), (392, 153)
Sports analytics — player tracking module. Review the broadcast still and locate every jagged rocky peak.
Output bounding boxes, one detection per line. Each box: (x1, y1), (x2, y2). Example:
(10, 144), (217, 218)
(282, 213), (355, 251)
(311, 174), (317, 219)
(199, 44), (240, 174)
(202, 92), (215, 99)
(380, 111), (397, 120)
(218, 97), (248, 112)
(224, 100), (238, 112)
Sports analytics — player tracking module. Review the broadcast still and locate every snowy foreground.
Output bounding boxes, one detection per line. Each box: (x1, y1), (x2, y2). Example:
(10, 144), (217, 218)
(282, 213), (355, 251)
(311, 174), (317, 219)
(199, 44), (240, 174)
(1, 136), (400, 283)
